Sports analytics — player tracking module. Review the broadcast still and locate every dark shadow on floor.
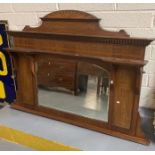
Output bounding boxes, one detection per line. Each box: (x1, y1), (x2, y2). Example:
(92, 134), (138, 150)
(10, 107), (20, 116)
(0, 105), (4, 109)
(139, 107), (155, 143)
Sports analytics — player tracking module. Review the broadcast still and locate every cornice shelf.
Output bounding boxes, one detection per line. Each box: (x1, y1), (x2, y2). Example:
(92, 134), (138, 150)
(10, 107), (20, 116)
(7, 31), (153, 46)
(5, 47), (147, 66)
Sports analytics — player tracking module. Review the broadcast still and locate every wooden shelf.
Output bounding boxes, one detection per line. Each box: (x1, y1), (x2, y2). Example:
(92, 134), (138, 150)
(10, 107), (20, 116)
(5, 47), (147, 66)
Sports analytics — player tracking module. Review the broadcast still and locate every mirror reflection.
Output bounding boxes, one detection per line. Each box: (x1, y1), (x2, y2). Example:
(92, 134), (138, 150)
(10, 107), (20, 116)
(37, 57), (110, 122)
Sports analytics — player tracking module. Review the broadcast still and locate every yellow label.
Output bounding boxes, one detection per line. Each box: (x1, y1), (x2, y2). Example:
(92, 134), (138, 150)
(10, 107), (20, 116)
(0, 81), (6, 99)
(0, 34), (3, 46)
(0, 51), (8, 76)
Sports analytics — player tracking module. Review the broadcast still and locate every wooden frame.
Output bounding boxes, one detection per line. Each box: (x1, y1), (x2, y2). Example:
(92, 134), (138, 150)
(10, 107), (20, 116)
(4, 10), (154, 145)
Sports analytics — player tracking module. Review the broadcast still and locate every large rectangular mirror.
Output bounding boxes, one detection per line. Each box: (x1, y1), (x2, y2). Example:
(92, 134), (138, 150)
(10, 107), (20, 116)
(36, 56), (110, 122)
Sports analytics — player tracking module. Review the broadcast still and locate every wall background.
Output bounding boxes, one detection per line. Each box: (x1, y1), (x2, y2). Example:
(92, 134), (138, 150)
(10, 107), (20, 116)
(0, 3), (155, 108)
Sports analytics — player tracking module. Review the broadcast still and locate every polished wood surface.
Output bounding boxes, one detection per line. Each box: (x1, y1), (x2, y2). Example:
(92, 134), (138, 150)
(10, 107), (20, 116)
(5, 47), (148, 66)
(5, 10), (153, 144)
(112, 66), (136, 130)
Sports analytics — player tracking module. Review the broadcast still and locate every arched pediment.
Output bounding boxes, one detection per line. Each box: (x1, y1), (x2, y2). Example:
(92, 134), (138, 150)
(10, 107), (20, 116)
(23, 10), (129, 38)
(43, 10), (98, 20)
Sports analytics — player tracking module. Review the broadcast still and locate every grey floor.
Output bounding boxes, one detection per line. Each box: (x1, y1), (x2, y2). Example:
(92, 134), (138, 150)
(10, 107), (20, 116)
(38, 77), (109, 122)
(0, 139), (33, 151)
(0, 105), (155, 151)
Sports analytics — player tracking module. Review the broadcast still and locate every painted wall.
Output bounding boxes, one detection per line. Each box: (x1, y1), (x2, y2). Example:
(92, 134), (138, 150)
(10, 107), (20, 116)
(0, 3), (155, 108)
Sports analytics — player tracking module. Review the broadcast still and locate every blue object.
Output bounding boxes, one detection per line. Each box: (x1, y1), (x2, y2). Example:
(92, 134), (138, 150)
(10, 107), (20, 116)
(0, 22), (16, 103)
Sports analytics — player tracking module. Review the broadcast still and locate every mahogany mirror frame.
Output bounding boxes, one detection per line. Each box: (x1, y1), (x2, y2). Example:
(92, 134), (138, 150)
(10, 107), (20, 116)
(4, 10), (154, 145)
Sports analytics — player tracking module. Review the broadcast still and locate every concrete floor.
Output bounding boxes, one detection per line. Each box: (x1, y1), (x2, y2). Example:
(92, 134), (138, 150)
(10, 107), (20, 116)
(0, 105), (155, 151)
(0, 139), (33, 151)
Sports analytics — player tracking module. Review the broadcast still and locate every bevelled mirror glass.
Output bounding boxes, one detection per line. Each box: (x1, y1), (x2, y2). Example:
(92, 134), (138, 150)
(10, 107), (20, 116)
(36, 56), (110, 122)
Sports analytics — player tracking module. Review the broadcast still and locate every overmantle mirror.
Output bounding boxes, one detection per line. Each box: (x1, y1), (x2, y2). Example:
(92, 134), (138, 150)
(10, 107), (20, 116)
(6, 9), (152, 144)
(36, 55), (111, 122)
